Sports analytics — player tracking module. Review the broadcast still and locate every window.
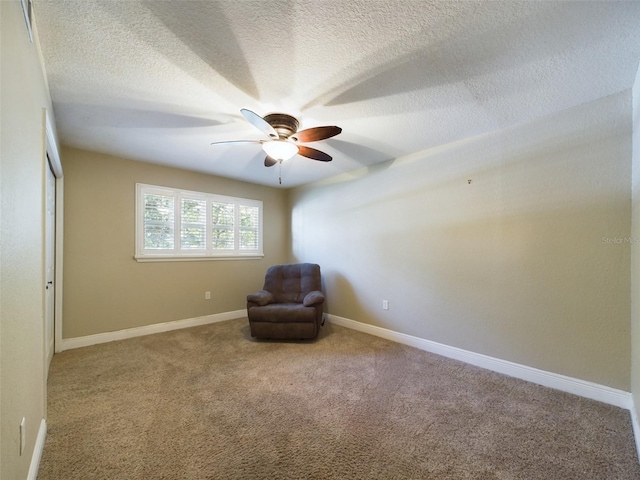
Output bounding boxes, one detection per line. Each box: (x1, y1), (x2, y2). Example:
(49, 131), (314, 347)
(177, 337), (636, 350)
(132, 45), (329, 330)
(135, 184), (263, 261)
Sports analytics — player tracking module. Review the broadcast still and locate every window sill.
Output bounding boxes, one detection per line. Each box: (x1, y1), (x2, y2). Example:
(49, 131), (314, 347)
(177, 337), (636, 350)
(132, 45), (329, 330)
(134, 254), (264, 263)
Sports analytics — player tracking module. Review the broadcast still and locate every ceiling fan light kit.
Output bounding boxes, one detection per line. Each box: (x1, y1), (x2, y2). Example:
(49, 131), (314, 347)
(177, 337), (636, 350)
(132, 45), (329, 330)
(262, 140), (298, 162)
(211, 108), (342, 184)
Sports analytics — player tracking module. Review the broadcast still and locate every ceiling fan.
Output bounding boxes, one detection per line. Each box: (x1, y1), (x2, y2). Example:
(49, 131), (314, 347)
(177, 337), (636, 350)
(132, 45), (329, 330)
(211, 109), (342, 181)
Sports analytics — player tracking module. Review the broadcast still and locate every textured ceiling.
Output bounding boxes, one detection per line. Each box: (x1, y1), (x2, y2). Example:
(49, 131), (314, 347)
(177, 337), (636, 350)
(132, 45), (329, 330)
(34, 0), (640, 188)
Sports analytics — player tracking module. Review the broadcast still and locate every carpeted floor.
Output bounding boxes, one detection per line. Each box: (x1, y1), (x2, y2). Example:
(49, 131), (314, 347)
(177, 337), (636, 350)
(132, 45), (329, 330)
(38, 319), (640, 479)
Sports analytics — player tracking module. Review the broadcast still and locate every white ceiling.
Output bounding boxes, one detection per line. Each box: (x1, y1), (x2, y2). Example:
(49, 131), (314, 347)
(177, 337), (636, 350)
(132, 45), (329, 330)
(34, 0), (640, 188)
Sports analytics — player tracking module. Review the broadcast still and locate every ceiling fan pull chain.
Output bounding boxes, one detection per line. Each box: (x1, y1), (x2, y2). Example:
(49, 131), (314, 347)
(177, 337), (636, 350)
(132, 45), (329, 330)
(279, 160), (282, 185)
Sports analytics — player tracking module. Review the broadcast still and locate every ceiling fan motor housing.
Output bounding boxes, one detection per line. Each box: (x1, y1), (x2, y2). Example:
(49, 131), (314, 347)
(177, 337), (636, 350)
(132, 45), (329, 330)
(264, 113), (299, 139)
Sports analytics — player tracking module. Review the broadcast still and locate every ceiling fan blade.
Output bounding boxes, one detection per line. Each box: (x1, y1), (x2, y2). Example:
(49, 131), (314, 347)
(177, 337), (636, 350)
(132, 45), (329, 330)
(292, 126), (342, 143)
(240, 108), (278, 139)
(264, 156), (277, 167)
(210, 140), (262, 146)
(298, 146), (332, 162)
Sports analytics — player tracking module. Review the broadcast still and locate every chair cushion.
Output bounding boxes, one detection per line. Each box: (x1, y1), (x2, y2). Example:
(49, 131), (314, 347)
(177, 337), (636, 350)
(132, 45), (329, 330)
(248, 303), (317, 323)
(263, 263), (322, 304)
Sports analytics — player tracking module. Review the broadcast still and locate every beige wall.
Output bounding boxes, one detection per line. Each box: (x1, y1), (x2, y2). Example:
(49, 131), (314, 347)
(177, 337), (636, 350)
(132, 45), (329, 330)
(291, 92), (633, 391)
(632, 64), (640, 424)
(61, 147), (289, 338)
(1, 1), (53, 477)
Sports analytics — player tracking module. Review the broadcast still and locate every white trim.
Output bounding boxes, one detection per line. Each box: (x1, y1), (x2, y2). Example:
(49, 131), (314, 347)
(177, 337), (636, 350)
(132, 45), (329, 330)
(59, 310), (246, 351)
(20, 0), (34, 42)
(27, 419), (46, 480)
(631, 402), (640, 462)
(134, 254), (263, 262)
(45, 109), (64, 354)
(327, 314), (633, 410)
(45, 111), (62, 177)
(54, 178), (64, 353)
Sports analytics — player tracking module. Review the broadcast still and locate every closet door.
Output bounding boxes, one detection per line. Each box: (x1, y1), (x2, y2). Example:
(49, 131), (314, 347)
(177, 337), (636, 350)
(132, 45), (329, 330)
(45, 156), (56, 372)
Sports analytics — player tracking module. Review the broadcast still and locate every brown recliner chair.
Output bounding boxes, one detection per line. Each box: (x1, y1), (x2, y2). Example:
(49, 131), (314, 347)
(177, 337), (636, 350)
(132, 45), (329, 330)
(247, 263), (325, 339)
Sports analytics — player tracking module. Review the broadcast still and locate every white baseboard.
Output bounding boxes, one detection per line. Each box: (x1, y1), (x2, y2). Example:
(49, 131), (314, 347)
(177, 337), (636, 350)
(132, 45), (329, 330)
(327, 314), (633, 410)
(27, 418), (46, 480)
(631, 403), (640, 463)
(60, 310), (246, 351)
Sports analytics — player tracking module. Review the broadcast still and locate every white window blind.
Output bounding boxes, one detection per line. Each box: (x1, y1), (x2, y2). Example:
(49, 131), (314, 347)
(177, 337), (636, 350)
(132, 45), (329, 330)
(181, 197), (207, 250)
(211, 200), (235, 250)
(239, 205), (259, 251)
(136, 184), (263, 261)
(143, 193), (175, 250)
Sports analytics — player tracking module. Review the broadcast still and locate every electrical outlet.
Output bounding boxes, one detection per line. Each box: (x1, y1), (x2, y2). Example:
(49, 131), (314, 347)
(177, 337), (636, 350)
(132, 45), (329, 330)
(382, 300), (389, 310)
(20, 417), (26, 455)
(205, 291), (211, 300)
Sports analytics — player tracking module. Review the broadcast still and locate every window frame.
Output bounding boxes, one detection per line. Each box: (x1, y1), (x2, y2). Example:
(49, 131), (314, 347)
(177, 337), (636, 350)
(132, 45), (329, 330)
(135, 183), (263, 262)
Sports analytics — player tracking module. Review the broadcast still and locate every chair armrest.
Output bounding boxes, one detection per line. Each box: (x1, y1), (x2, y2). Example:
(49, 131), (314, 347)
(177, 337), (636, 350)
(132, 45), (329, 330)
(303, 290), (325, 307)
(247, 290), (275, 306)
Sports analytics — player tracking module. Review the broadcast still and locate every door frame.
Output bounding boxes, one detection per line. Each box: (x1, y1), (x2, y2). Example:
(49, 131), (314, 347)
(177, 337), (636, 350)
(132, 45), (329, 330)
(44, 155), (55, 369)
(44, 111), (63, 356)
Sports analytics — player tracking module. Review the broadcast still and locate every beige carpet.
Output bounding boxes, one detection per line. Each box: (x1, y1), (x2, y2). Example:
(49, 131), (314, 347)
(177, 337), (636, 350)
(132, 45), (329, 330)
(38, 319), (640, 479)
